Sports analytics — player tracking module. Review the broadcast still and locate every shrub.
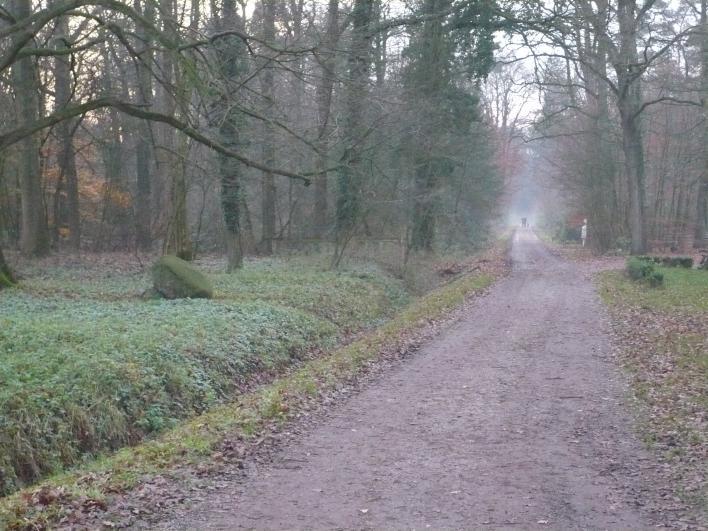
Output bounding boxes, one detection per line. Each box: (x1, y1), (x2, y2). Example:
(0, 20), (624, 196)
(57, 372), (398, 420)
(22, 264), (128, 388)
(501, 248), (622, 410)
(556, 225), (581, 243)
(671, 257), (693, 269)
(657, 256), (692, 268)
(152, 255), (213, 299)
(0, 255), (14, 289)
(0, 272), (13, 289)
(627, 257), (654, 281)
(614, 236), (631, 252)
(626, 257), (664, 287)
(636, 255), (693, 268)
(648, 271), (664, 287)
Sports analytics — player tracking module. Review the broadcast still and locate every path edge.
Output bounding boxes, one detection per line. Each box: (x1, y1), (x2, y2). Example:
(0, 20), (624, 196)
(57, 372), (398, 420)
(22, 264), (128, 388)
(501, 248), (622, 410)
(0, 242), (511, 530)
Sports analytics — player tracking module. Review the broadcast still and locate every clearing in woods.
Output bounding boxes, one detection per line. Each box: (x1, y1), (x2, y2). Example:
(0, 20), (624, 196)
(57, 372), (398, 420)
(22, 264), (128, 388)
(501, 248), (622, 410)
(156, 231), (658, 530)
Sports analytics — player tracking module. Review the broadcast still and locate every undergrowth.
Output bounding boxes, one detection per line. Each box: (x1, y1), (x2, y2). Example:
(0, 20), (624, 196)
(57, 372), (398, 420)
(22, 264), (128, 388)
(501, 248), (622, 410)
(0, 259), (407, 496)
(0, 260), (499, 530)
(603, 266), (708, 313)
(598, 268), (708, 517)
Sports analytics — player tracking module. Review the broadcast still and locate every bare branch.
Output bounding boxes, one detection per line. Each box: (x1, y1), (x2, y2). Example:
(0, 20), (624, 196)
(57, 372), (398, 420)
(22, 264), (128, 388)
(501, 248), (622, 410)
(0, 97), (312, 184)
(633, 95), (702, 119)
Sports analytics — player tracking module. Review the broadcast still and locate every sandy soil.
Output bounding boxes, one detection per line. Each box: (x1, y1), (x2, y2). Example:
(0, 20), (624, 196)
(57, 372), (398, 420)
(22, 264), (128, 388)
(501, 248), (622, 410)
(152, 231), (659, 530)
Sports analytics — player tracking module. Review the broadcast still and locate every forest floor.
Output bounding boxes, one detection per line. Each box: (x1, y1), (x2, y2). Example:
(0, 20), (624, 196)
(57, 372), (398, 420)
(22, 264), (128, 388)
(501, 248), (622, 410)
(0, 244), (507, 529)
(124, 230), (703, 530)
(0, 253), (410, 498)
(3, 233), (705, 529)
(598, 269), (708, 525)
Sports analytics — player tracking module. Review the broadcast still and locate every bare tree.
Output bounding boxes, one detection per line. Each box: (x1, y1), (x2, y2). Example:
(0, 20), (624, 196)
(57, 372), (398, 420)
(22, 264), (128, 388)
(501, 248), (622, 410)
(9, 0), (49, 257)
(522, 0), (700, 253)
(333, 0), (374, 266)
(215, 0), (247, 271)
(53, 9), (81, 250)
(133, 0), (155, 251)
(313, 0), (340, 239)
(259, 0), (276, 255)
(0, 0), (505, 267)
(699, 0), (708, 246)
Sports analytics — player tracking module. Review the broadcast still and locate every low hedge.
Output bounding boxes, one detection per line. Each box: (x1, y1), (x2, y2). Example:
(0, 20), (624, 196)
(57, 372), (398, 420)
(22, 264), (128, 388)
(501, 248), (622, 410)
(637, 255), (693, 269)
(626, 257), (664, 287)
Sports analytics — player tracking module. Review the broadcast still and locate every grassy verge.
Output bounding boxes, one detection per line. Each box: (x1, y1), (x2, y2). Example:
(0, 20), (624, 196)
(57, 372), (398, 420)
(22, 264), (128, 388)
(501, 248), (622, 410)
(0, 260), (407, 497)
(0, 259), (501, 529)
(598, 267), (708, 515)
(600, 266), (708, 313)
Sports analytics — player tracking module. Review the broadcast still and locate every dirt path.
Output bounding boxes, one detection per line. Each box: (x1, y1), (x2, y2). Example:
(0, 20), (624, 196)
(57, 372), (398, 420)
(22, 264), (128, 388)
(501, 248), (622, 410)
(155, 231), (655, 530)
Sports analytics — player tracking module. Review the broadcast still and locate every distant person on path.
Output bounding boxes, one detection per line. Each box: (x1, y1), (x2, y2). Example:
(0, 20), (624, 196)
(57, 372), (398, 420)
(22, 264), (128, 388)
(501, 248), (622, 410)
(581, 219), (588, 247)
(521, 217), (527, 228)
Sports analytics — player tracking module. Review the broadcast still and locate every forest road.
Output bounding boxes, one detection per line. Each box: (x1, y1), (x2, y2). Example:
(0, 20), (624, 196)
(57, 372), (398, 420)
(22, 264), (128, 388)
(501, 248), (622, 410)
(155, 230), (654, 530)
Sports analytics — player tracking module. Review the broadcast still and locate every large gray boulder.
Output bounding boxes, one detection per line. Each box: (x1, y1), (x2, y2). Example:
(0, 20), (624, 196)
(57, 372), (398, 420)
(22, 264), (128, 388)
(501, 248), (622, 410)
(151, 255), (214, 299)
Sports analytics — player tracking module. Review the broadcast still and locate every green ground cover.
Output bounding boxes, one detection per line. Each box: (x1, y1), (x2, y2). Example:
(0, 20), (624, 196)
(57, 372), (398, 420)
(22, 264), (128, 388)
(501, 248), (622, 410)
(599, 267), (707, 515)
(0, 259), (407, 495)
(602, 266), (708, 313)
(0, 262), (497, 530)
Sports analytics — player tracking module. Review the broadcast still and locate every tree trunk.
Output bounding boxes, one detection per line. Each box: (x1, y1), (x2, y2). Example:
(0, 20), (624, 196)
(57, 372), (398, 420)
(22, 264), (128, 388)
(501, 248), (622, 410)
(284, 0), (306, 240)
(677, 181), (697, 253)
(164, 0), (196, 260)
(134, 0), (154, 251)
(95, 43), (126, 252)
(575, 2), (617, 252)
(221, 146), (243, 271)
(619, 106), (647, 254)
(239, 193), (257, 255)
(373, 0), (388, 88)
(313, 0), (339, 239)
(410, 159), (436, 251)
(216, 0), (246, 271)
(53, 13), (80, 251)
(10, 0), (50, 257)
(164, 136), (193, 260)
(698, 0), (708, 247)
(260, 0), (276, 255)
(407, 0), (447, 252)
(0, 242), (14, 288)
(697, 184), (707, 246)
(616, 0), (647, 254)
(335, 0), (373, 252)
